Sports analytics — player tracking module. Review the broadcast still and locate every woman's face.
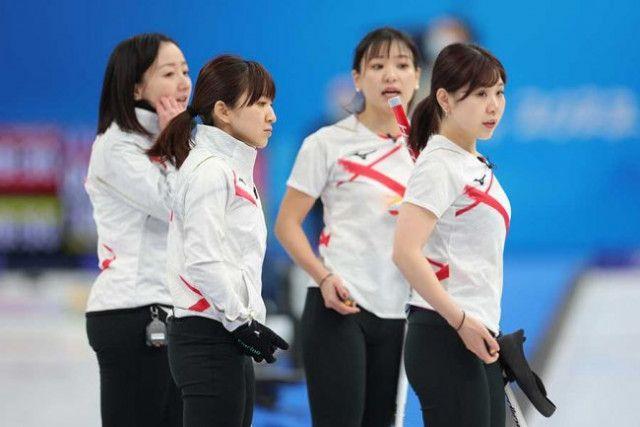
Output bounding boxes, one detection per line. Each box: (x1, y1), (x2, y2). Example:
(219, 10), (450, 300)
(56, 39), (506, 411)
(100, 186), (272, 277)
(227, 95), (277, 149)
(448, 79), (506, 141)
(353, 41), (421, 113)
(134, 42), (192, 109)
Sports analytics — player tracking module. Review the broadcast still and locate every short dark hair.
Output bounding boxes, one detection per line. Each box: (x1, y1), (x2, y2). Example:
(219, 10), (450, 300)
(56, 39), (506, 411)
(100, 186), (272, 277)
(97, 33), (177, 136)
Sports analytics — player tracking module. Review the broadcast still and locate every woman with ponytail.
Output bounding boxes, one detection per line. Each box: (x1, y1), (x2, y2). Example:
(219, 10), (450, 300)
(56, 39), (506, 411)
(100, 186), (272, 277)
(85, 33), (190, 426)
(393, 43), (509, 426)
(149, 54), (288, 427)
(275, 27), (421, 426)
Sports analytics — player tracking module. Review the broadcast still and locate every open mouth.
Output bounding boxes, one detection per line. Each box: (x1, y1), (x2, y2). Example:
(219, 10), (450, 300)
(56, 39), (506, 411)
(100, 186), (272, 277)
(381, 88), (401, 98)
(176, 96), (188, 106)
(483, 120), (497, 129)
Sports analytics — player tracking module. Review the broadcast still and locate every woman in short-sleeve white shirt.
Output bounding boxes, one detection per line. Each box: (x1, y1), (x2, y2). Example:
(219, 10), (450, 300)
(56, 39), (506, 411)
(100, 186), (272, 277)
(393, 43), (510, 427)
(275, 27), (421, 427)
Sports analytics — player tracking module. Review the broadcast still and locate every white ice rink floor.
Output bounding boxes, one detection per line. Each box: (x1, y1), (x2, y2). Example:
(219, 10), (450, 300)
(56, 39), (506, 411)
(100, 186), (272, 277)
(0, 272), (101, 426)
(529, 267), (640, 427)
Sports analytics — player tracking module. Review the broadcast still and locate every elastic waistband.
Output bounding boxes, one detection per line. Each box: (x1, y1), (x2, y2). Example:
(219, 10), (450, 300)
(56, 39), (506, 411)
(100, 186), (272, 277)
(407, 305), (450, 327)
(168, 315), (232, 339)
(408, 305), (497, 336)
(86, 303), (173, 318)
(307, 288), (406, 326)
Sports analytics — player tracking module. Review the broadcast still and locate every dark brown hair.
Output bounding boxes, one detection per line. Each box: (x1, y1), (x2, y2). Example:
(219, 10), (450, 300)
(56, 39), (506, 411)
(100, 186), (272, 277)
(97, 33), (177, 136)
(408, 43), (507, 152)
(148, 55), (275, 168)
(350, 27), (421, 113)
(352, 27), (421, 72)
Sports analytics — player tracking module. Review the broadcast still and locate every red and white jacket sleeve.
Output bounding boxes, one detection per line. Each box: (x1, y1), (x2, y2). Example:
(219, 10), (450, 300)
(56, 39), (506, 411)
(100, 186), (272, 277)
(181, 165), (251, 331)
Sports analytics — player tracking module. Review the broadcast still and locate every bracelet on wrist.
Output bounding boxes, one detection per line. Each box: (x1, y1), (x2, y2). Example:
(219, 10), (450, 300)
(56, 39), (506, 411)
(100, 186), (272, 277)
(318, 272), (333, 288)
(455, 310), (466, 331)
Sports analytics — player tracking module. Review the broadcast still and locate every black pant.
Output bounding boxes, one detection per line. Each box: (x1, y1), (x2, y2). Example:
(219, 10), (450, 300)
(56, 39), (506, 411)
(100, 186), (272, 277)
(404, 307), (505, 427)
(86, 305), (182, 427)
(300, 288), (405, 427)
(167, 316), (254, 427)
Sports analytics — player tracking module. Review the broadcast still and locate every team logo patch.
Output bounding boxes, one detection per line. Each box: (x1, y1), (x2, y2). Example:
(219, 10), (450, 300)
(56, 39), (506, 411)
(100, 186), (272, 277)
(474, 174), (486, 186)
(233, 171), (257, 206)
(337, 144), (405, 196)
(349, 148), (378, 160)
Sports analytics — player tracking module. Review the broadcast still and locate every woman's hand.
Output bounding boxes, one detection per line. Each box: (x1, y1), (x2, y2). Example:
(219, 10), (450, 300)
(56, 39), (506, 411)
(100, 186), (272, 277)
(156, 96), (185, 131)
(456, 313), (500, 364)
(319, 274), (360, 315)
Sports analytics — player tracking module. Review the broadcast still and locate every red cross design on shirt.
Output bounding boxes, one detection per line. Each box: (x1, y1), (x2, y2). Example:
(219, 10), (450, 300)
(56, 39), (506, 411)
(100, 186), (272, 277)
(455, 172), (510, 231)
(427, 258), (450, 281)
(336, 144), (406, 196)
(179, 275), (211, 312)
(319, 230), (331, 247)
(100, 244), (116, 270)
(233, 171), (257, 206)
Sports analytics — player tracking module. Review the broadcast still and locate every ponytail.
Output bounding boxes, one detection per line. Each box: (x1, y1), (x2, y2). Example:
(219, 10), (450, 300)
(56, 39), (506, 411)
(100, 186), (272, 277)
(148, 109), (195, 168)
(408, 94), (442, 154)
(148, 55), (276, 168)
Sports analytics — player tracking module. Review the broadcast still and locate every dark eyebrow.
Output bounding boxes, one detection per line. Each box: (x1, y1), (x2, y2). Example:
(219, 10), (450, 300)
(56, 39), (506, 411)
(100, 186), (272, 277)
(369, 53), (412, 60)
(158, 61), (188, 68)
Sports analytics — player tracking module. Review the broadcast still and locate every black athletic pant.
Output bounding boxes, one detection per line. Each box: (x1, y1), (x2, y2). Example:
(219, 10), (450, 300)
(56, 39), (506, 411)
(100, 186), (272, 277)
(86, 305), (182, 427)
(404, 307), (505, 427)
(300, 288), (405, 427)
(167, 316), (254, 427)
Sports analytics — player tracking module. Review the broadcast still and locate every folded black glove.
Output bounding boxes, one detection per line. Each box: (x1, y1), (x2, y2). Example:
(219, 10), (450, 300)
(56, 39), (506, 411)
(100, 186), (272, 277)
(232, 320), (289, 363)
(497, 329), (556, 417)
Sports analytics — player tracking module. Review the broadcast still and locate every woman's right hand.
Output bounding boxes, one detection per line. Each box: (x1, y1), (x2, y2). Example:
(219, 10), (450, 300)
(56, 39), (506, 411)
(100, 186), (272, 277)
(156, 96), (185, 131)
(456, 314), (500, 364)
(319, 274), (361, 315)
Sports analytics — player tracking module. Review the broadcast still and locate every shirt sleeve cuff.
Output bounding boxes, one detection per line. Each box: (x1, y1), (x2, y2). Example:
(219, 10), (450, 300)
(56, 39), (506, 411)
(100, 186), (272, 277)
(286, 179), (320, 199)
(402, 198), (444, 218)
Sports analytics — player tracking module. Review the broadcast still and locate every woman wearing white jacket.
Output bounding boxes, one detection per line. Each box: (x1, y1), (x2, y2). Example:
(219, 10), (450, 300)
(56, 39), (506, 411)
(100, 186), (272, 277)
(85, 33), (191, 427)
(148, 55), (288, 427)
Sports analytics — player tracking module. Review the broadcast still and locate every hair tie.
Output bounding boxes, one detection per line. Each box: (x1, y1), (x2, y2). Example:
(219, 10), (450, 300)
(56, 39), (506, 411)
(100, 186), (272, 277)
(186, 105), (198, 118)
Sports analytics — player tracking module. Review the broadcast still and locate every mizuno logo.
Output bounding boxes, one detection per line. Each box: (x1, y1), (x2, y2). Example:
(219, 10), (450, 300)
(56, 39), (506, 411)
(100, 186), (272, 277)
(350, 149), (377, 160)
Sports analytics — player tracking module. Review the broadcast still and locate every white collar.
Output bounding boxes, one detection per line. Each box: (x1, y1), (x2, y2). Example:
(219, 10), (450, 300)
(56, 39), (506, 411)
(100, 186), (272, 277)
(193, 125), (258, 177)
(427, 134), (482, 162)
(134, 108), (160, 137)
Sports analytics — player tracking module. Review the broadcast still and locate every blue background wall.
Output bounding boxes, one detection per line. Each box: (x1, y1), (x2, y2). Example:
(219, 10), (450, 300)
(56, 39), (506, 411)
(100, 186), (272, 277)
(2, 0), (638, 254)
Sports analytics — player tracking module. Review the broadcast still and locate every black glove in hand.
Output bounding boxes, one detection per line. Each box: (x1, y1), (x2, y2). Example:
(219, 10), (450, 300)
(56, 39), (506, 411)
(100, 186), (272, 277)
(232, 321), (289, 363)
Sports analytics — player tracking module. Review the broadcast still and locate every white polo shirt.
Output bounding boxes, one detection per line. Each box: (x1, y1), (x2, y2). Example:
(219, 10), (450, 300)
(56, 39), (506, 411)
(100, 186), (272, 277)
(85, 108), (175, 312)
(287, 115), (413, 318)
(167, 125), (267, 331)
(404, 134), (511, 333)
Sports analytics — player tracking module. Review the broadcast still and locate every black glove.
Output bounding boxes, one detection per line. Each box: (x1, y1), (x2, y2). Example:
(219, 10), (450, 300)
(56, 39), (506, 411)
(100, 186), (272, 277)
(232, 320), (289, 363)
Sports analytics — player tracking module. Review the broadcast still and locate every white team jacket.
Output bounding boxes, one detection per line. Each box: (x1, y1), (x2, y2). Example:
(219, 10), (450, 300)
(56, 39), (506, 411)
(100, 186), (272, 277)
(166, 125), (267, 331)
(84, 108), (175, 312)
